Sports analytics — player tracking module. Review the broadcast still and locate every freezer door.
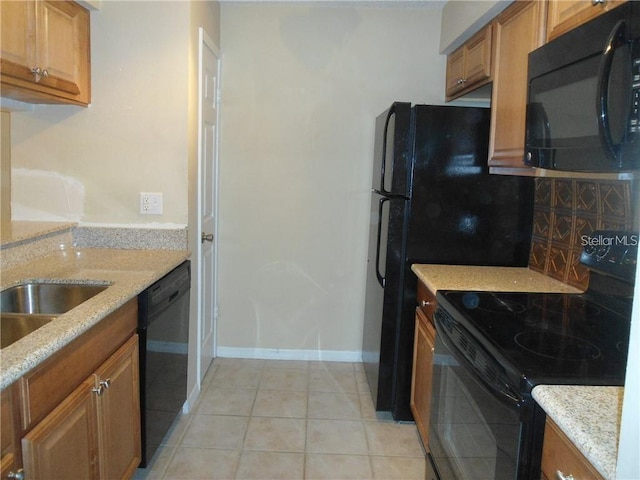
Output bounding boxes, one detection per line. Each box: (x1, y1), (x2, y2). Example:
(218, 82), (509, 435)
(372, 102), (413, 196)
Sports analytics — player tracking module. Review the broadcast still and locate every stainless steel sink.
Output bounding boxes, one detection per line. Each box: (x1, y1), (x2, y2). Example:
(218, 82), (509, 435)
(0, 282), (109, 349)
(1, 313), (56, 349)
(1, 282), (108, 315)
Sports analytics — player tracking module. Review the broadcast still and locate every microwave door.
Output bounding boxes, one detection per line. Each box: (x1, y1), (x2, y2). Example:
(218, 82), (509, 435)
(525, 102), (553, 168)
(597, 18), (633, 167)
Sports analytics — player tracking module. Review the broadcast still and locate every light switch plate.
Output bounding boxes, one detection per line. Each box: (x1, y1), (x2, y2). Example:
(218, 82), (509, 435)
(140, 192), (163, 215)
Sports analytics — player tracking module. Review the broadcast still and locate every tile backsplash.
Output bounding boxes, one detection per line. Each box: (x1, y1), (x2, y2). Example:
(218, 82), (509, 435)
(529, 178), (637, 290)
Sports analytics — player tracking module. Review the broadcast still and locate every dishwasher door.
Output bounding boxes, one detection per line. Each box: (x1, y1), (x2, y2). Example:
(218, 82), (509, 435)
(138, 260), (190, 467)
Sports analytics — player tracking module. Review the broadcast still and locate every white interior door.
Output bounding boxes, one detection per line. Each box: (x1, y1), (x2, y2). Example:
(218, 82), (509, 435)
(197, 28), (220, 383)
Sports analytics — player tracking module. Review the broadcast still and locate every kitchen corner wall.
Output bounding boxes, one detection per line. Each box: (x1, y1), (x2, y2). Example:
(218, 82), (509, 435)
(217, 3), (447, 358)
(9, 1), (206, 226)
(529, 178), (638, 290)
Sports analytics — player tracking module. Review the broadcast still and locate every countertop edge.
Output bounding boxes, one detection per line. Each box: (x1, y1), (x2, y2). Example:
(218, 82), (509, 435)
(532, 385), (622, 480)
(0, 247), (191, 390)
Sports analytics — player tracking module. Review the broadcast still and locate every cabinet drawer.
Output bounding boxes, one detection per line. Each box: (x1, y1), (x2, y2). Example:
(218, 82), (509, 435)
(20, 300), (137, 431)
(417, 281), (436, 322)
(541, 418), (604, 480)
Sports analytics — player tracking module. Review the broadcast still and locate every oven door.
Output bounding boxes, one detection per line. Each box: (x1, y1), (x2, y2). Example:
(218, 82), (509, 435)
(428, 310), (539, 480)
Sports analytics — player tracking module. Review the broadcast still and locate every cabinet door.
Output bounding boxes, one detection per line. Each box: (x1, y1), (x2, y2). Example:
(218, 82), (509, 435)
(547, 0), (627, 42)
(464, 24), (492, 87)
(541, 418), (604, 480)
(410, 307), (436, 448)
(1, 384), (21, 480)
(22, 377), (100, 480)
(96, 335), (141, 480)
(35, 1), (90, 99)
(0, 1), (35, 82)
(445, 25), (492, 101)
(488, 1), (546, 169)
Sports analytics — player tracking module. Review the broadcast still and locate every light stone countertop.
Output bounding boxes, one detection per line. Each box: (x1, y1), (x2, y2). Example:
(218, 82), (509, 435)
(0, 221), (75, 247)
(532, 385), (623, 480)
(0, 246), (190, 390)
(411, 264), (583, 294)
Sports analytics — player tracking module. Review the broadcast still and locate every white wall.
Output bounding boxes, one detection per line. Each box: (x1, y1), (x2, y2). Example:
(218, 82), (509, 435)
(11, 1), (191, 225)
(217, 2), (447, 358)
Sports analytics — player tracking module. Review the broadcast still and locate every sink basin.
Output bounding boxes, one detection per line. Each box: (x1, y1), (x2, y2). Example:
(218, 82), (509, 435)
(1, 313), (56, 349)
(1, 282), (108, 315)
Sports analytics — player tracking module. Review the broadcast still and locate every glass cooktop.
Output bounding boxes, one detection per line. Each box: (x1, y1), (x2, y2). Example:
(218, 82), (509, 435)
(436, 290), (633, 391)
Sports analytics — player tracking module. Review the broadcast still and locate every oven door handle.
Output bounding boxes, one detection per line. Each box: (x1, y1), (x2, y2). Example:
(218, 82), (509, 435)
(436, 316), (522, 407)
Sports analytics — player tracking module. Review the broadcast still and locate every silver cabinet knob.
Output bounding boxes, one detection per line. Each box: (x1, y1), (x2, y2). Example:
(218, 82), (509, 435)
(99, 378), (111, 389)
(7, 469), (25, 480)
(30, 67), (48, 82)
(421, 300), (432, 307)
(592, 0), (606, 5)
(201, 232), (214, 243)
(556, 471), (575, 480)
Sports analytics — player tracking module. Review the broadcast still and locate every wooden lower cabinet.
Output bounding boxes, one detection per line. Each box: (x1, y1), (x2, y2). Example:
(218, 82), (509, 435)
(22, 376), (100, 479)
(0, 299), (140, 480)
(541, 418), (604, 480)
(22, 335), (141, 480)
(410, 280), (437, 449)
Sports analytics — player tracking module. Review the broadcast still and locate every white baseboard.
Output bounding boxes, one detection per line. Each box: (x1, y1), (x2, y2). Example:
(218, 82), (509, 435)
(216, 347), (363, 363)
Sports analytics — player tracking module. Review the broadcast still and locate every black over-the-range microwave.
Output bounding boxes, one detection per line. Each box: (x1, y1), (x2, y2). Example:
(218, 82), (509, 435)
(525, 2), (640, 173)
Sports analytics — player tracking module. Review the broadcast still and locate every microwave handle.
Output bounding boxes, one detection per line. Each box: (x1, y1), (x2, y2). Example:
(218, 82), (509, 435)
(597, 19), (628, 162)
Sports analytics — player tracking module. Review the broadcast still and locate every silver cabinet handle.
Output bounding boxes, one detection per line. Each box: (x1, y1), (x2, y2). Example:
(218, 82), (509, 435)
(100, 378), (111, 389)
(201, 232), (214, 243)
(556, 471), (575, 480)
(30, 67), (48, 82)
(92, 385), (104, 396)
(7, 469), (25, 480)
(421, 300), (432, 307)
(592, 0), (606, 5)
(456, 78), (467, 86)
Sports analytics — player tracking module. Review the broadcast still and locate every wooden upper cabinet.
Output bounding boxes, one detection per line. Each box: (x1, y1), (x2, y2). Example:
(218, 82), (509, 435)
(546, 0), (627, 42)
(488, 1), (547, 171)
(0, 0), (91, 106)
(446, 24), (493, 101)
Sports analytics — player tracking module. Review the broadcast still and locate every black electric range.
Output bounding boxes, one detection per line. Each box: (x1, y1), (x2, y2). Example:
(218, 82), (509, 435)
(426, 231), (637, 480)
(436, 288), (632, 392)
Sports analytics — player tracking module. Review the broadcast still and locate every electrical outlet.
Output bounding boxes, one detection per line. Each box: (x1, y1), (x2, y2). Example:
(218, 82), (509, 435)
(140, 192), (163, 215)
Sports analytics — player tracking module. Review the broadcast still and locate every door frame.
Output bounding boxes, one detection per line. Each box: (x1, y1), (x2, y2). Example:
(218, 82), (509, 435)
(196, 27), (221, 385)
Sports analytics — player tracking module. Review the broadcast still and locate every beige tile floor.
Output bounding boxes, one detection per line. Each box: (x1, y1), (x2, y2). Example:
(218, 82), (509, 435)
(134, 358), (426, 480)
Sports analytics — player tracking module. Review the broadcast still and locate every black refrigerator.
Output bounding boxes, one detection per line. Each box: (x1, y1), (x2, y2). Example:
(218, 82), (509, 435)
(362, 103), (535, 421)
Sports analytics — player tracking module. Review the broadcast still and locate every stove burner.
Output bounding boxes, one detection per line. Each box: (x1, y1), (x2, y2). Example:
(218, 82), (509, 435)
(460, 292), (526, 314)
(530, 297), (601, 317)
(514, 331), (601, 360)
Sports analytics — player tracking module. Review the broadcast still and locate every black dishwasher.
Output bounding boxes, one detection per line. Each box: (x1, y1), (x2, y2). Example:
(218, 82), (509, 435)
(138, 260), (190, 467)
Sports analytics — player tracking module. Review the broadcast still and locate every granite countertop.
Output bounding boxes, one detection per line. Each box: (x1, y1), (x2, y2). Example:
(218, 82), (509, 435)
(0, 246), (190, 389)
(533, 385), (623, 480)
(411, 264), (583, 294)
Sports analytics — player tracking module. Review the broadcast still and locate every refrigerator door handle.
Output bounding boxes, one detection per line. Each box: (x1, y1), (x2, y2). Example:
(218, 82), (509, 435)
(375, 197), (388, 288)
